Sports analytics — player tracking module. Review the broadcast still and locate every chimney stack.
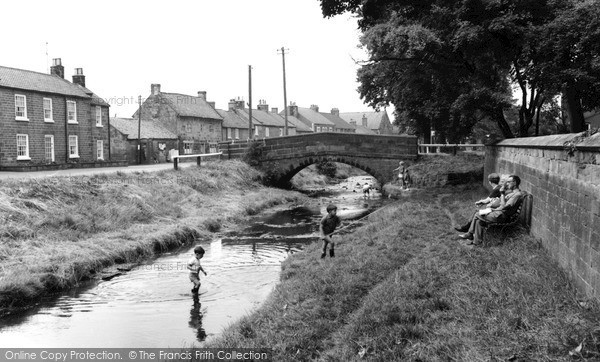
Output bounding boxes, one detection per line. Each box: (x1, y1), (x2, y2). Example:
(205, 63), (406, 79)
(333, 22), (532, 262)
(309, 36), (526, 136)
(228, 99), (237, 111)
(72, 68), (85, 87)
(197, 91), (207, 100)
(208, 101), (216, 108)
(235, 97), (245, 109)
(288, 102), (298, 117)
(310, 104), (319, 112)
(331, 108), (339, 116)
(257, 99), (269, 112)
(50, 58), (64, 79)
(362, 114), (368, 127)
(271, 107), (278, 114)
(151, 84), (161, 95)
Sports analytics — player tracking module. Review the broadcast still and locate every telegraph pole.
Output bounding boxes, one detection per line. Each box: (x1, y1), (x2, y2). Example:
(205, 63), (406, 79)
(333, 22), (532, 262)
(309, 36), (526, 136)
(138, 95), (142, 164)
(248, 65), (253, 139)
(278, 47), (289, 135)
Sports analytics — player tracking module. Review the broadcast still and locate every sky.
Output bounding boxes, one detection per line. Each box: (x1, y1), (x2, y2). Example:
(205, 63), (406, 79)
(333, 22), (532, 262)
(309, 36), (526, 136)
(0, 0), (377, 118)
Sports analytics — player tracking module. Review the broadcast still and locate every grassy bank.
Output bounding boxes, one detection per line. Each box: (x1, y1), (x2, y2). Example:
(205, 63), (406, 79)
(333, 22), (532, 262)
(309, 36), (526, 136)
(200, 186), (600, 361)
(0, 160), (308, 315)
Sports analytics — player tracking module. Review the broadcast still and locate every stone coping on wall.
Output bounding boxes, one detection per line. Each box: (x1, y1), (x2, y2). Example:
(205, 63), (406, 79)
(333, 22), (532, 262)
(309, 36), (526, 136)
(492, 132), (600, 151)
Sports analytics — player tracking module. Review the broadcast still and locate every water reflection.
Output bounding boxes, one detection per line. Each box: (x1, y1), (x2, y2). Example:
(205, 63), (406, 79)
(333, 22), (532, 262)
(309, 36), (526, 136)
(189, 295), (207, 342)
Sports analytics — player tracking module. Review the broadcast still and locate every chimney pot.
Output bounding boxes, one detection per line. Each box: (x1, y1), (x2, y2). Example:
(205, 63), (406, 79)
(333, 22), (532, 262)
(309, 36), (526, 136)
(151, 84), (161, 96)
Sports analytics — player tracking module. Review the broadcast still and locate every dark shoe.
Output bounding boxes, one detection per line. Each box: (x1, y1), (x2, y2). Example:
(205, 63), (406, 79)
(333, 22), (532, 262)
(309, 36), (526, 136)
(454, 224), (469, 232)
(329, 249), (335, 258)
(458, 233), (474, 240)
(321, 252), (326, 259)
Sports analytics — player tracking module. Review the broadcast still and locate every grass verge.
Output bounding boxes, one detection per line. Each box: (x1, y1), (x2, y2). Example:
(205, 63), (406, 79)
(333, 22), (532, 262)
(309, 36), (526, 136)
(0, 160), (308, 315)
(197, 186), (600, 361)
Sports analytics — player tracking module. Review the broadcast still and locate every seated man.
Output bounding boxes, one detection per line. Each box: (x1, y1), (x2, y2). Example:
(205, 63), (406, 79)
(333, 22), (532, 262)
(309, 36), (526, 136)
(458, 175), (523, 246)
(454, 173), (502, 232)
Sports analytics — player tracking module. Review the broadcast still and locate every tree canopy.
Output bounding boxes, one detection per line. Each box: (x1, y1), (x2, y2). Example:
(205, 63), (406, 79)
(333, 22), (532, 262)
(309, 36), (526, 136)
(321, 0), (600, 140)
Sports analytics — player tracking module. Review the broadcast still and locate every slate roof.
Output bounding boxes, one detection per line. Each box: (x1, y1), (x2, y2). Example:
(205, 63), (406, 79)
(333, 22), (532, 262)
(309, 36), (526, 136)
(111, 117), (177, 140)
(0, 65), (94, 98)
(339, 111), (387, 130)
(321, 113), (355, 131)
(216, 109), (249, 129)
(160, 92), (222, 120)
(286, 115), (313, 133)
(297, 107), (335, 126)
(354, 124), (376, 134)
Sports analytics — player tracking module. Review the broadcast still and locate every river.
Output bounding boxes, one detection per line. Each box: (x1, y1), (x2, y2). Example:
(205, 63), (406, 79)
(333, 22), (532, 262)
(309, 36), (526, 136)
(0, 175), (384, 348)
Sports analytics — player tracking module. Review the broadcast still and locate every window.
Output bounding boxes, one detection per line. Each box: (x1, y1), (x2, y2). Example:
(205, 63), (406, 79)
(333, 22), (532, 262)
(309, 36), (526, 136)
(209, 124), (214, 133)
(227, 128), (232, 139)
(69, 135), (79, 157)
(265, 127), (270, 137)
(67, 101), (77, 123)
(184, 124), (192, 133)
(183, 141), (193, 154)
(254, 126), (259, 136)
(97, 140), (104, 160)
(316, 126), (322, 132)
(43, 98), (53, 122)
(16, 134), (30, 160)
(209, 142), (218, 153)
(44, 135), (55, 162)
(15, 95), (28, 120)
(279, 128), (284, 136)
(95, 106), (102, 127)
(235, 128), (240, 139)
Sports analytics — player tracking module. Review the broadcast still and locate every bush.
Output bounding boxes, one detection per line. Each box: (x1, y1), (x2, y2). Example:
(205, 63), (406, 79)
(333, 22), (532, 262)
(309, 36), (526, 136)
(316, 160), (337, 178)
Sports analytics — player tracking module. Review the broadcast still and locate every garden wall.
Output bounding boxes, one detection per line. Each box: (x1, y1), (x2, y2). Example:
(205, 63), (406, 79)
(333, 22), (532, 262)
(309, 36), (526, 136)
(484, 132), (600, 300)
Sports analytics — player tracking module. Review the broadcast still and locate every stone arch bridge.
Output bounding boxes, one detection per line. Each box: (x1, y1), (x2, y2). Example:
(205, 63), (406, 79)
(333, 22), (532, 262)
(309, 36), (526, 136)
(219, 133), (418, 188)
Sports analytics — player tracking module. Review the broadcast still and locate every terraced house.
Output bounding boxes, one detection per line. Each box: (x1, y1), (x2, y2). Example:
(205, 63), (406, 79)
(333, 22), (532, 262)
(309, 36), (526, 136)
(134, 85), (223, 155)
(0, 59), (111, 171)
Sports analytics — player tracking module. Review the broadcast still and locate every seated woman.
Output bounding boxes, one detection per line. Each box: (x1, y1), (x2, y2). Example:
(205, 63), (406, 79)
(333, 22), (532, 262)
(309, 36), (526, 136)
(458, 175), (523, 246)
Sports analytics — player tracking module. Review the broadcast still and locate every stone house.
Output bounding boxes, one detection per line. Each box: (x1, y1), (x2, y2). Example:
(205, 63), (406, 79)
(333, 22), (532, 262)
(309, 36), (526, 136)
(0, 59), (112, 171)
(322, 108), (355, 133)
(286, 104), (335, 132)
(134, 85), (223, 155)
(110, 117), (178, 164)
(227, 99), (296, 138)
(339, 110), (394, 135)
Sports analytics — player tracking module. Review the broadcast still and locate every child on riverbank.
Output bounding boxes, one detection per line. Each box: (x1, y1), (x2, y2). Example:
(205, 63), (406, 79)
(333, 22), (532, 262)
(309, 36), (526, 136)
(187, 246), (208, 293)
(320, 204), (342, 258)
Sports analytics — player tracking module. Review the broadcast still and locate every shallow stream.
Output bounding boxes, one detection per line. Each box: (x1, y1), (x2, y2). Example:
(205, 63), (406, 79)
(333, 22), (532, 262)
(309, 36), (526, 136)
(0, 176), (384, 347)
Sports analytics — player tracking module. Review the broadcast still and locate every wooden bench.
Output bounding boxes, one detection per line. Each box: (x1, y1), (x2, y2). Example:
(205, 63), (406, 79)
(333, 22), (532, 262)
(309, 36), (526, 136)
(482, 191), (533, 243)
(172, 152), (222, 170)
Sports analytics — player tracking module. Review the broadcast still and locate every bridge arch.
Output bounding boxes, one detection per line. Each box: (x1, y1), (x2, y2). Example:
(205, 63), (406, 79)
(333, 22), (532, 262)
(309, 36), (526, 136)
(219, 133), (418, 188)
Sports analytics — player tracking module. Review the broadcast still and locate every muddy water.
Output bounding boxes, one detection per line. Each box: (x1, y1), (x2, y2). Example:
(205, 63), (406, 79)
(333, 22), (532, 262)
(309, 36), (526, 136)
(0, 176), (383, 348)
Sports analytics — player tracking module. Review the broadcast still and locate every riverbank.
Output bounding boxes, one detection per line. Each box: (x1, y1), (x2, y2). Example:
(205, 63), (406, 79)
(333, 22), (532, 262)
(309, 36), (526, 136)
(201, 185), (600, 361)
(0, 160), (309, 316)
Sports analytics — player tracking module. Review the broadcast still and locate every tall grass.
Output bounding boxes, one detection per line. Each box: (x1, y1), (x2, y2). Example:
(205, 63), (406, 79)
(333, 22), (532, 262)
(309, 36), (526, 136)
(199, 187), (600, 361)
(0, 160), (308, 313)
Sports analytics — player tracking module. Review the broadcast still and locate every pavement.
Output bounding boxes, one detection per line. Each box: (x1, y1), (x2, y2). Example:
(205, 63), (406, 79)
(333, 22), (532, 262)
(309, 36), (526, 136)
(0, 162), (195, 180)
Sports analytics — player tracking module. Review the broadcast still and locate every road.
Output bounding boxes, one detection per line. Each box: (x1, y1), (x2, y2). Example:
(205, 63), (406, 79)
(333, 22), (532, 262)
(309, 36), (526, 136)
(0, 162), (194, 180)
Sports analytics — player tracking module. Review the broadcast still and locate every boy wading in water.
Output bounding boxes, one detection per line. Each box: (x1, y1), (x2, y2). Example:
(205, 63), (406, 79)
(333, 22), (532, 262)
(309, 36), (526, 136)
(187, 246), (208, 293)
(320, 204), (342, 258)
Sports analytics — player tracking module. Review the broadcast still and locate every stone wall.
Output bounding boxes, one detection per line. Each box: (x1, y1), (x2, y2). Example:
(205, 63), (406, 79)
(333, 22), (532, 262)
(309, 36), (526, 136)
(484, 132), (600, 300)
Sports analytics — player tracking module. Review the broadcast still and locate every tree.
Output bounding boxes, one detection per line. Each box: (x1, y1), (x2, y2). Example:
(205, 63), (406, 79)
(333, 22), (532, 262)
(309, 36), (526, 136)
(320, 0), (600, 139)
